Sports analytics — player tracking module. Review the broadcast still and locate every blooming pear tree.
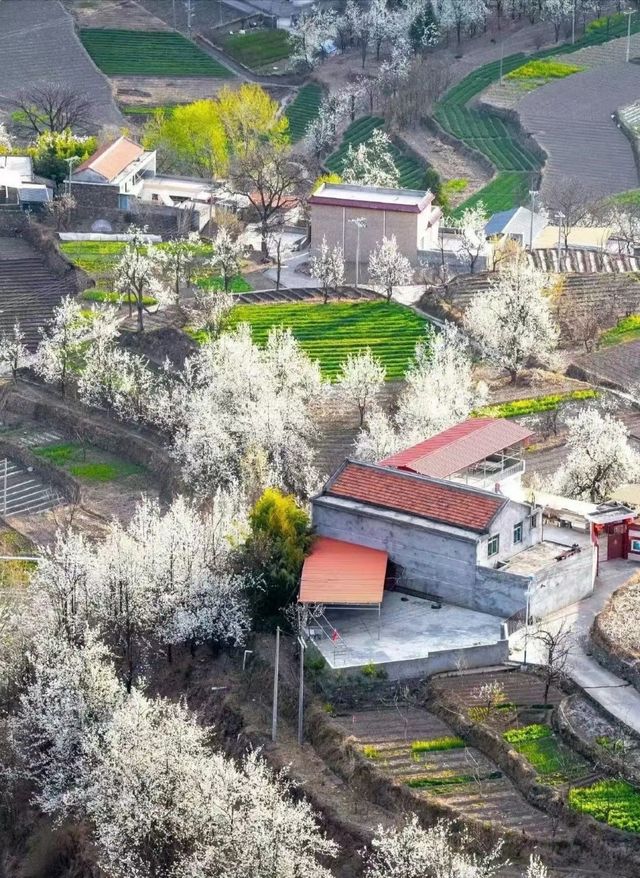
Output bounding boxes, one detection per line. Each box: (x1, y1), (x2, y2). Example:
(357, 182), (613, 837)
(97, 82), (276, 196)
(342, 128), (400, 188)
(456, 202), (488, 274)
(337, 349), (386, 425)
(464, 258), (559, 383)
(114, 226), (168, 332)
(209, 227), (244, 292)
(289, 6), (338, 69)
(368, 235), (413, 299)
(34, 297), (96, 397)
(437, 0), (487, 43)
(310, 236), (345, 303)
(0, 322), (28, 381)
(155, 231), (204, 304)
(552, 408), (640, 502)
(542, 0), (573, 39)
(354, 406), (401, 461)
(396, 322), (487, 441)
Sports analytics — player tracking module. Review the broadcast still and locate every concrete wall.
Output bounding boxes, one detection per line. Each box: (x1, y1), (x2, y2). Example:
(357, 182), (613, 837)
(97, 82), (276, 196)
(313, 498), (479, 605)
(71, 182), (120, 210)
(530, 546), (595, 617)
(365, 640), (510, 681)
(310, 202), (419, 265)
(474, 565), (530, 616)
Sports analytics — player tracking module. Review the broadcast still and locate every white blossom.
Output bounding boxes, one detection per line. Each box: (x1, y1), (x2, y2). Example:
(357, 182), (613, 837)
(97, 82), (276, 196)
(354, 405), (401, 461)
(0, 321), (28, 379)
(342, 128), (400, 188)
(456, 202), (488, 274)
(0, 122), (12, 151)
(114, 226), (169, 332)
(34, 296), (94, 395)
(289, 6), (338, 69)
(310, 236), (345, 302)
(437, 0), (487, 42)
(541, 0), (573, 39)
(368, 234), (413, 299)
(209, 227), (244, 292)
(336, 349), (386, 426)
(464, 259), (559, 382)
(553, 408), (640, 502)
(155, 231), (204, 303)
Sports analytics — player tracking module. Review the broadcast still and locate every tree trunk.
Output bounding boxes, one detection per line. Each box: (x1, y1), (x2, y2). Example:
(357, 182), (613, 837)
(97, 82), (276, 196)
(137, 298), (145, 333)
(167, 643), (173, 664)
(261, 220), (269, 256)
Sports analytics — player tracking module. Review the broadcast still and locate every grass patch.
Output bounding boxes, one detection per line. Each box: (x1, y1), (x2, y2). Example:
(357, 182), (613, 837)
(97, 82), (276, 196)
(407, 770), (502, 789)
(192, 300), (428, 379)
(286, 83), (323, 142)
(195, 274), (252, 293)
(450, 171), (531, 220)
(411, 737), (465, 753)
(120, 103), (180, 116)
(80, 289), (158, 307)
(363, 745), (380, 759)
(477, 389), (598, 418)
(326, 116), (429, 190)
(60, 240), (127, 276)
(220, 29), (292, 69)
(79, 29), (232, 77)
(504, 724), (587, 784)
(569, 779), (640, 833)
(34, 442), (144, 483)
(599, 314), (640, 346)
(506, 59), (584, 82)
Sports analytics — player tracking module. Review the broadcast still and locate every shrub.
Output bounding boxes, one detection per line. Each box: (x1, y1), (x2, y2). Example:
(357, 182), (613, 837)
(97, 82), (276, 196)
(363, 745), (380, 759)
(361, 661), (387, 679)
(411, 737), (465, 753)
(504, 723), (551, 744)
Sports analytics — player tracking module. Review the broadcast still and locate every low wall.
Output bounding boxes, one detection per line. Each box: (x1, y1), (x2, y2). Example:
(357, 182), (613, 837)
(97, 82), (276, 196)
(531, 547), (595, 617)
(474, 565), (529, 616)
(0, 437), (80, 506)
(591, 579), (640, 691)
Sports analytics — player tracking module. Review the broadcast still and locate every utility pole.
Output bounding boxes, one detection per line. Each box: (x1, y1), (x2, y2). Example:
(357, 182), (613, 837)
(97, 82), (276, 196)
(555, 211), (565, 268)
(571, 0), (576, 44)
(272, 626), (280, 742)
(528, 189), (538, 250)
(185, 0), (194, 36)
(3, 458), (7, 517)
(297, 635), (306, 746)
(349, 216), (367, 289)
(523, 584), (531, 665)
(65, 156), (80, 197)
(626, 9), (633, 63)
(499, 38), (505, 84)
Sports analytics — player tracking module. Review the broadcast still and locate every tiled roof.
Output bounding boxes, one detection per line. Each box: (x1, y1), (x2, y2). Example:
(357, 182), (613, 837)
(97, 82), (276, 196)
(75, 136), (143, 183)
(299, 537), (388, 604)
(325, 461), (506, 533)
(380, 418), (533, 479)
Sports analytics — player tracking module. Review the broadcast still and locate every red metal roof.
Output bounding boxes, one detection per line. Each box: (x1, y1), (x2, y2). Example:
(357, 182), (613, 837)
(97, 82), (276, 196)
(325, 461), (505, 533)
(380, 418), (533, 479)
(299, 537), (388, 605)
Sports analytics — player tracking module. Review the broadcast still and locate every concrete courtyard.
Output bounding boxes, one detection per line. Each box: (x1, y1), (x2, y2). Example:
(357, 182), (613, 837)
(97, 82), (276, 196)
(314, 590), (506, 676)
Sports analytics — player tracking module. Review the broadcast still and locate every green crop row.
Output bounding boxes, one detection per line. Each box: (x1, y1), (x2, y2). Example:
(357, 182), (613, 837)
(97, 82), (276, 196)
(504, 724), (588, 784)
(220, 29), (292, 69)
(477, 389), (599, 418)
(569, 780), (640, 833)
(326, 116), (428, 190)
(220, 300), (428, 379)
(411, 736), (465, 753)
(80, 29), (232, 77)
(449, 172), (532, 220)
(286, 83), (323, 142)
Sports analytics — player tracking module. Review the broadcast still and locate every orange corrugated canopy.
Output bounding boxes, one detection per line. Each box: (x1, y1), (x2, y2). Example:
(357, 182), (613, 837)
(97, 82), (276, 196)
(298, 537), (388, 605)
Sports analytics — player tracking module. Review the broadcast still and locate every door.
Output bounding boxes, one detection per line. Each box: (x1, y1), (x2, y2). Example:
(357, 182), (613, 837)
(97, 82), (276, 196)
(607, 530), (624, 560)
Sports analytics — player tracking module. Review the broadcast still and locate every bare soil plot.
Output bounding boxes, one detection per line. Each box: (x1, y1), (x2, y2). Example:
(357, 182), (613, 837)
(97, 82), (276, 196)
(518, 63), (640, 200)
(114, 75), (231, 108)
(572, 339), (640, 393)
(0, 0), (122, 131)
(334, 706), (563, 837)
(433, 670), (564, 711)
(63, 0), (172, 30)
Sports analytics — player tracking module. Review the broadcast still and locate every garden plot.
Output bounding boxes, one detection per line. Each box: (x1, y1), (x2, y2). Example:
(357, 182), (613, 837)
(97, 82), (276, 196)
(326, 117), (428, 190)
(0, 0), (122, 129)
(286, 83), (323, 143)
(64, 0), (172, 31)
(80, 29), (232, 77)
(219, 29), (292, 71)
(334, 707), (562, 837)
(517, 63), (640, 200)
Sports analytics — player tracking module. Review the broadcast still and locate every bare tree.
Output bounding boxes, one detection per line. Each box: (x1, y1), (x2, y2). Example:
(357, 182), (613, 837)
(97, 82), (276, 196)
(532, 621), (573, 705)
(11, 84), (92, 135)
(233, 143), (306, 256)
(547, 179), (595, 251)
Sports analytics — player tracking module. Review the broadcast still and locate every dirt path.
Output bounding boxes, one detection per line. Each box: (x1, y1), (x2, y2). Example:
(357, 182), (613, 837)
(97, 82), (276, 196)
(400, 128), (491, 205)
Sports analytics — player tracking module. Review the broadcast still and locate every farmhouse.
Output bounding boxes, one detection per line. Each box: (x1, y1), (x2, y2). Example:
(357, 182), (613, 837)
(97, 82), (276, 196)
(300, 419), (596, 677)
(72, 136), (157, 210)
(0, 155), (52, 212)
(308, 182), (441, 266)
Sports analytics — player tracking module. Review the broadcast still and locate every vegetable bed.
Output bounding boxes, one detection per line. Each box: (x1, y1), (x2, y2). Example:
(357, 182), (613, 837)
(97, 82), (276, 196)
(220, 29), (292, 69)
(80, 29), (232, 77)
(223, 299), (428, 379)
(569, 779), (640, 832)
(286, 83), (323, 142)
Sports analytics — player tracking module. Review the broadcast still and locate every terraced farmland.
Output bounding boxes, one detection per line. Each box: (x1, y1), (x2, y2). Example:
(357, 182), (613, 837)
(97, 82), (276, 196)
(286, 83), (323, 142)
(227, 300), (428, 379)
(326, 117), (428, 190)
(335, 707), (561, 837)
(220, 29), (292, 70)
(450, 171), (531, 219)
(80, 29), (232, 77)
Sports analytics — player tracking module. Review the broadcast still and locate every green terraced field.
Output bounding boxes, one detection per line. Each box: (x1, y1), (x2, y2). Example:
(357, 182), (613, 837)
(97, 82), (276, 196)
(326, 116), (427, 190)
(450, 171), (532, 219)
(286, 83), (323, 142)
(60, 240), (127, 276)
(80, 29), (232, 77)
(220, 29), (292, 69)
(227, 300), (428, 379)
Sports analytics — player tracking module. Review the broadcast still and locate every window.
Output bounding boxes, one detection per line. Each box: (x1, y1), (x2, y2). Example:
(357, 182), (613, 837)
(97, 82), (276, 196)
(631, 539), (640, 554)
(530, 513), (538, 529)
(488, 534), (500, 557)
(513, 521), (523, 544)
